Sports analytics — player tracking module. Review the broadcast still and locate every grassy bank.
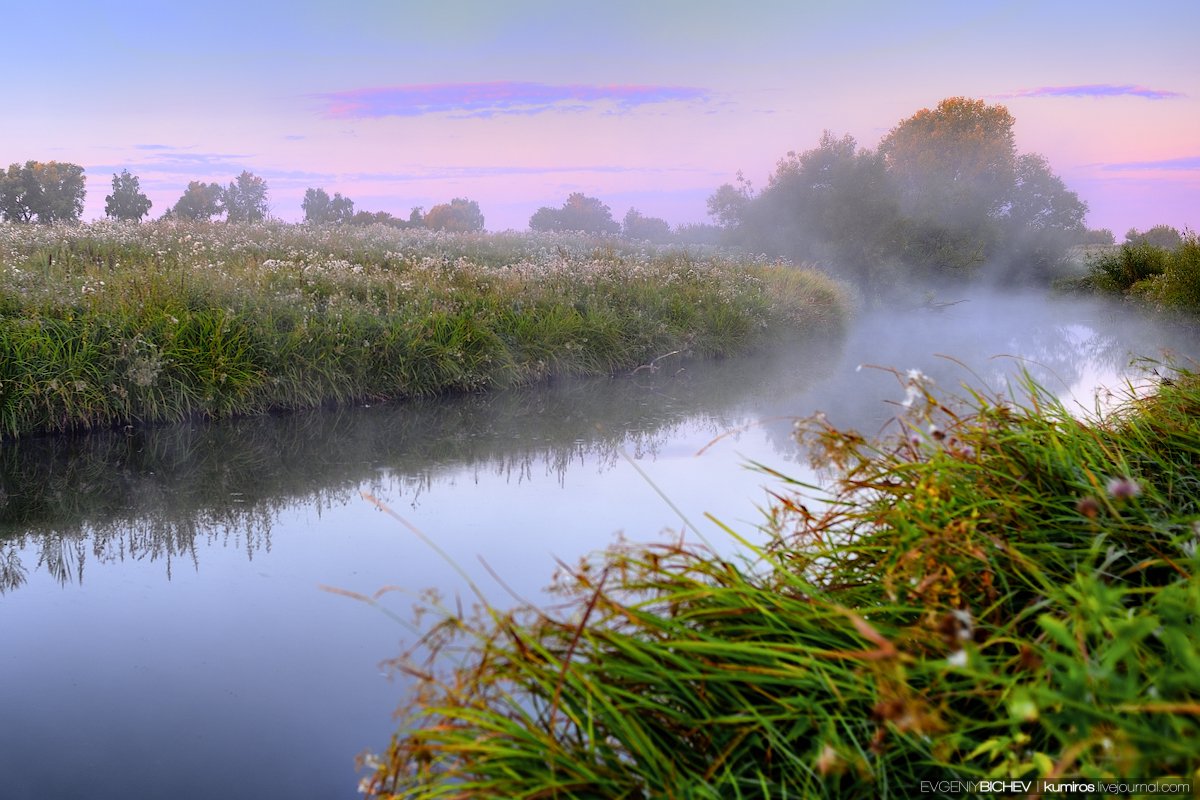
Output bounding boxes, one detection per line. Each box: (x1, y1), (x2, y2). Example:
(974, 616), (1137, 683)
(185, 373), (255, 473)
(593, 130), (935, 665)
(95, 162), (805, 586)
(360, 367), (1200, 798)
(0, 221), (847, 438)
(1063, 234), (1200, 315)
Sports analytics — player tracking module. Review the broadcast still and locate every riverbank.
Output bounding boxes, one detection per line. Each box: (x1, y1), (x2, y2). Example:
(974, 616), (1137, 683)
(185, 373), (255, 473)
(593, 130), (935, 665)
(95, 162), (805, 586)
(1062, 233), (1200, 316)
(0, 222), (848, 438)
(362, 366), (1200, 797)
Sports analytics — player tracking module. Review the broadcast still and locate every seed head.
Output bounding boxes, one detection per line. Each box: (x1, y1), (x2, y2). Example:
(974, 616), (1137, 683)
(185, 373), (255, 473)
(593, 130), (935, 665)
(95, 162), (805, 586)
(1076, 496), (1101, 519)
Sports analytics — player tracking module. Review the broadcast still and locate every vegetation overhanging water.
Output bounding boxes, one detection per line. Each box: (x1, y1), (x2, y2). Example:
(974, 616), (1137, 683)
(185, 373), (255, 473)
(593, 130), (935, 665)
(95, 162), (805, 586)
(0, 221), (847, 438)
(360, 364), (1200, 798)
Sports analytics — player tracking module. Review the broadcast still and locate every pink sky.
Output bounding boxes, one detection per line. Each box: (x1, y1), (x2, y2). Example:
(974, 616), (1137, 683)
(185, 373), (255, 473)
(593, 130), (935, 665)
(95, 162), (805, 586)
(5, 1), (1197, 234)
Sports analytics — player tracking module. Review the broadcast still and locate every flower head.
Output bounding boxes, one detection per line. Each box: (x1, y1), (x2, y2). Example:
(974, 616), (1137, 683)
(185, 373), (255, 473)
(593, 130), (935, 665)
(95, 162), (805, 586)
(1105, 476), (1141, 501)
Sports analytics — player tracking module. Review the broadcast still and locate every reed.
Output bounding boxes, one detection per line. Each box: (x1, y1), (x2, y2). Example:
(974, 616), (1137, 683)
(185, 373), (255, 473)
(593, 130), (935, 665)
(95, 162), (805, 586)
(360, 367), (1200, 798)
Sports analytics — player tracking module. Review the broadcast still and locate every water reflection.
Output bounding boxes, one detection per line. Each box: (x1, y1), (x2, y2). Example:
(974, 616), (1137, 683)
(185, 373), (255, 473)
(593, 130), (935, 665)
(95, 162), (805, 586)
(0, 332), (841, 592)
(3, 291), (1195, 596)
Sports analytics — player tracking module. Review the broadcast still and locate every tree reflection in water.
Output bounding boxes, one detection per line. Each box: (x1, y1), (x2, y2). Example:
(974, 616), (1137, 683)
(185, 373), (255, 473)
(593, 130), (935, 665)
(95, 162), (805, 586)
(2, 290), (1195, 595)
(0, 331), (840, 593)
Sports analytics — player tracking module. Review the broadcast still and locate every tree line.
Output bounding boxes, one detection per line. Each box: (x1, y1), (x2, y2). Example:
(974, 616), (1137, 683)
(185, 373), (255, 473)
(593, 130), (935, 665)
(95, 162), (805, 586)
(3, 97), (1184, 290)
(705, 97), (1112, 289)
(0, 163), (269, 224)
(0, 160), (695, 241)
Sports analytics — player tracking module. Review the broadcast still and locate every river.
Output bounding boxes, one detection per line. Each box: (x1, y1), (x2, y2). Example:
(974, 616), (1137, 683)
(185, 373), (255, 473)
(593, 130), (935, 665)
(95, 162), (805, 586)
(0, 290), (1194, 799)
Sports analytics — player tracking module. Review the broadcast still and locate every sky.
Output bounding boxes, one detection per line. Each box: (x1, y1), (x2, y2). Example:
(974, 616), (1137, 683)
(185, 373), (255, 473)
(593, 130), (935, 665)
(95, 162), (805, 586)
(4, 0), (1197, 233)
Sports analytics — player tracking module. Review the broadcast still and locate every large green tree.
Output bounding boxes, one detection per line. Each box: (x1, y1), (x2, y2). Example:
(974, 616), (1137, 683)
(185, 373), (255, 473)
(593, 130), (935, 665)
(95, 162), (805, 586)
(879, 98), (1018, 275)
(105, 169), (153, 222)
(708, 97), (1089, 289)
(880, 97), (1017, 222)
(710, 133), (901, 291)
(0, 160), (86, 223)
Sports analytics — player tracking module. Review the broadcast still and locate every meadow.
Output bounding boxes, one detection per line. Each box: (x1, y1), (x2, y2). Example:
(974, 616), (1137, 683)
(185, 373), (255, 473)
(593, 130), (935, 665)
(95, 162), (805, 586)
(0, 221), (847, 438)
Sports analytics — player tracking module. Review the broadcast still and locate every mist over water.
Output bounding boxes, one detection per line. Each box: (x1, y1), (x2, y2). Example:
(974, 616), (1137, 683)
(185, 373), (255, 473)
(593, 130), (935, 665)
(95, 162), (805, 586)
(0, 289), (1194, 799)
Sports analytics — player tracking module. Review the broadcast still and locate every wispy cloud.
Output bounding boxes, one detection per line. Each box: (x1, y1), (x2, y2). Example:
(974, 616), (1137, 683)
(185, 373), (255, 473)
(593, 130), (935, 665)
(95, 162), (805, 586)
(98, 152), (256, 179)
(995, 84), (1184, 100)
(1101, 156), (1200, 171)
(88, 150), (334, 189)
(316, 81), (710, 119)
(341, 164), (718, 182)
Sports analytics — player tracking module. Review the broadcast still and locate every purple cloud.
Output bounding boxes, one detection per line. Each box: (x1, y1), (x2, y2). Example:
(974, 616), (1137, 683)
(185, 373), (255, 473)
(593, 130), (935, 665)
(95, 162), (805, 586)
(996, 84), (1184, 100)
(316, 81), (710, 119)
(1102, 156), (1200, 171)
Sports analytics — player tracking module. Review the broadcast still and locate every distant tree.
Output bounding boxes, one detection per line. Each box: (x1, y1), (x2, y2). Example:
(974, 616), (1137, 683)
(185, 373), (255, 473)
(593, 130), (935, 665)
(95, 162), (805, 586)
(622, 208), (672, 243)
(529, 193), (619, 234)
(329, 193), (354, 224)
(673, 222), (723, 245)
(423, 198), (485, 232)
(170, 181), (224, 221)
(104, 169), (153, 222)
(303, 187), (355, 224)
(408, 207), (425, 226)
(0, 160), (87, 223)
(0, 163), (37, 222)
(1125, 224), (1183, 250)
(706, 172), (754, 230)
(302, 187), (331, 222)
(30, 161), (87, 223)
(350, 210), (409, 227)
(705, 98), (1091, 291)
(1079, 228), (1116, 246)
(222, 171), (269, 222)
(528, 206), (561, 232)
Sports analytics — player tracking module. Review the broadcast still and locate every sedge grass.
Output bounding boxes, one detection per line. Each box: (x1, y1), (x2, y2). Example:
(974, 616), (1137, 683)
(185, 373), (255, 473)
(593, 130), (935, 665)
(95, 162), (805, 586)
(0, 221), (848, 437)
(359, 367), (1200, 798)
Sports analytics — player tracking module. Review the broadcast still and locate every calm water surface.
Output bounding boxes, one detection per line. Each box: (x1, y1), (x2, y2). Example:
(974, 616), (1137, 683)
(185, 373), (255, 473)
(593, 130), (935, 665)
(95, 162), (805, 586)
(0, 291), (1194, 799)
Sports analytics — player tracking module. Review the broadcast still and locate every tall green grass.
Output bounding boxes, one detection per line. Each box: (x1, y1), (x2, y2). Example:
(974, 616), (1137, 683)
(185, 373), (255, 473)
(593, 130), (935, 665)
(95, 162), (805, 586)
(359, 367), (1200, 798)
(0, 221), (848, 437)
